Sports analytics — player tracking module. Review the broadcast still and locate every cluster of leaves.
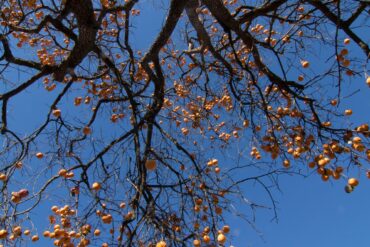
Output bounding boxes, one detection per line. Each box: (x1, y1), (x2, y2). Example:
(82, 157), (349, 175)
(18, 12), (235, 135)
(0, 0), (369, 246)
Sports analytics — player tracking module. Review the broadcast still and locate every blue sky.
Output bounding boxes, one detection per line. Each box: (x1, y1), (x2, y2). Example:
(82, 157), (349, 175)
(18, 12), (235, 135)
(227, 66), (370, 245)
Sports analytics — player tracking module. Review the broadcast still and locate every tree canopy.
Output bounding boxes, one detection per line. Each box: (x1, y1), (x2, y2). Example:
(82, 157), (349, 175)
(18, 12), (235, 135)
(0, 0), (369, 246)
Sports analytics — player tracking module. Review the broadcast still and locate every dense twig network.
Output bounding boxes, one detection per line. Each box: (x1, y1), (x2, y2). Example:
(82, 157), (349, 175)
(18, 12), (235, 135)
(0, 0), (369, 246)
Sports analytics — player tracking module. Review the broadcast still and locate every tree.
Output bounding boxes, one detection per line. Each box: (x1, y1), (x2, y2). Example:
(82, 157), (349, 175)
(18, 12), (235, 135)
(0, 0), (369, 246)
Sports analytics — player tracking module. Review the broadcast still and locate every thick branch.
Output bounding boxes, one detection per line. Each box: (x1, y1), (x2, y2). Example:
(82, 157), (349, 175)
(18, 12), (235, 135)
(308, 0), (369, 57)
(53, 0), (99, 81)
